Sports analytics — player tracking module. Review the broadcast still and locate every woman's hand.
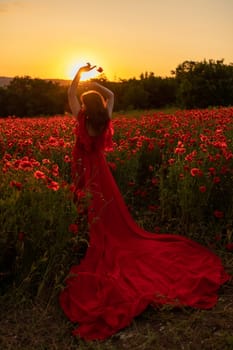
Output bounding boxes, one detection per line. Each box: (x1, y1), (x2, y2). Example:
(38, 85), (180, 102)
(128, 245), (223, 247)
(78, 62), (96, 74)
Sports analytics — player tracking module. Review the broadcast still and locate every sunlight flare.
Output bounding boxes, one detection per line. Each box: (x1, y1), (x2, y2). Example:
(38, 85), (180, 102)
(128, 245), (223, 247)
(66, 59), (101, 81)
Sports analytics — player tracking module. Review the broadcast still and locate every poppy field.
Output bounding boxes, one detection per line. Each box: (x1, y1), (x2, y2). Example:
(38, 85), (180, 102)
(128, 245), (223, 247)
(1, 107), (233, 299)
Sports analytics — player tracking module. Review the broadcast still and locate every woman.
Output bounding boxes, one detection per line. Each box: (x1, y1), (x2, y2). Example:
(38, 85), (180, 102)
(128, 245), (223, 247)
(60, 63), (230, 341)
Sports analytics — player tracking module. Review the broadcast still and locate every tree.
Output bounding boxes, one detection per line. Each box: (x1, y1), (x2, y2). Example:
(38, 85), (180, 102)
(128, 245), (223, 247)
(0, 76), (67, 118)
(173, 59), (233, 108)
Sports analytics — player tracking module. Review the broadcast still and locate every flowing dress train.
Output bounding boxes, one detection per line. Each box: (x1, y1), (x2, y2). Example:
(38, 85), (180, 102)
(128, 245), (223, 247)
(60, 110), (230, 340)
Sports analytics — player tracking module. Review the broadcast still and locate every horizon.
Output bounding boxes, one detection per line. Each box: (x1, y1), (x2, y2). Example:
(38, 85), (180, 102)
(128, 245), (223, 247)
(1, 57), (232, 84)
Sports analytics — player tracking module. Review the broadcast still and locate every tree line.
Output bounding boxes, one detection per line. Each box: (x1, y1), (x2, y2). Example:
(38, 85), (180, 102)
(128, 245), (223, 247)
(0, 59), (232, 118)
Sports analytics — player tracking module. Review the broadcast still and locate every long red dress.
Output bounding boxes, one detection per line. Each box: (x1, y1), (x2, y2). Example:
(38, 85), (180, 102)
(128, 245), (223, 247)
(60, 110), (230, 341)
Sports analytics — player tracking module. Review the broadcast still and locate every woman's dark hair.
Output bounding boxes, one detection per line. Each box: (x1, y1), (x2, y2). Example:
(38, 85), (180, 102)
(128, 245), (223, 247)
(81, 90), (110, 135)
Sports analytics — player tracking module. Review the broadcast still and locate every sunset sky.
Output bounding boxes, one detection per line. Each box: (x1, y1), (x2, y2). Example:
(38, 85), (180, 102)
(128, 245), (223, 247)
(1, 0), (233, 81)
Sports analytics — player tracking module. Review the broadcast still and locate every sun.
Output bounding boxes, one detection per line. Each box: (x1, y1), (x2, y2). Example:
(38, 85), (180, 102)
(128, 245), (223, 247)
(66, 59), (100, 81)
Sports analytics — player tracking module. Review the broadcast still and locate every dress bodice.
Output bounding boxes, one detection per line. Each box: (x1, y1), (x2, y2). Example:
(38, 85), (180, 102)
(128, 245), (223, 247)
(74, 109), (114, 153)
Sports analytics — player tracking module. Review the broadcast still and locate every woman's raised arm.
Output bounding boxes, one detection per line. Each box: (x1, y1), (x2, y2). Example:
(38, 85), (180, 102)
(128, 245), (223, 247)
(68, 64), (96, 119)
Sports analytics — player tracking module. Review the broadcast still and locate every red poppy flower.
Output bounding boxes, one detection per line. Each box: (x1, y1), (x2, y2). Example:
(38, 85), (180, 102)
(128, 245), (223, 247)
(208, 167), (216, 175)
(175, 146), (186, 154)
(51, 164), (59, 177)
(47, 181), (59, 191)
(76, 189), (86, 200)
(3, 153), (12, 161)
(34, 170), (46, 179)
(214, 210), (224, 219)
(64, 155), (71, 163)
(213, 176), (221, 184)
(199, 185), (206, 193)
(70, 184), (76, 193)
(42, 158), (51, 164)
(69, 223), (78, 236)
(19, 160), (33, 170)
(190, 167), (203, 177)
(151, 177), (158, 185)
(108, 162), (116, 170)
(148, 142), (154, 151)
(168, 158), (175, 165)
(10, 180), (22, 190)
(226, 243), (233, 251)
(97, 67), (103, 73)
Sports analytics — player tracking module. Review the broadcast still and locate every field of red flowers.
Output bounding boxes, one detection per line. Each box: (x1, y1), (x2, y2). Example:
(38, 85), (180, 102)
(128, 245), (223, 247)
(1, 107), (233, 298)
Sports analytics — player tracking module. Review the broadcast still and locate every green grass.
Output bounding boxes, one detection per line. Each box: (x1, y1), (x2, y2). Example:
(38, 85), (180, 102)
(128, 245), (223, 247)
(112, 106), (178, 118)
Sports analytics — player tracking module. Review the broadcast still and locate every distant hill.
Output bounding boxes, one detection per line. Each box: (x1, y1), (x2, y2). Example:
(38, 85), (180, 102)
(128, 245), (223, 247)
(0, 76), (71, 87)
(0, 77), (12, 87)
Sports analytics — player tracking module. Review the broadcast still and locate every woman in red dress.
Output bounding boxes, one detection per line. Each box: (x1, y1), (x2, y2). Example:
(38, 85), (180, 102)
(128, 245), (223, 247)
(60, 63), (230, 341)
